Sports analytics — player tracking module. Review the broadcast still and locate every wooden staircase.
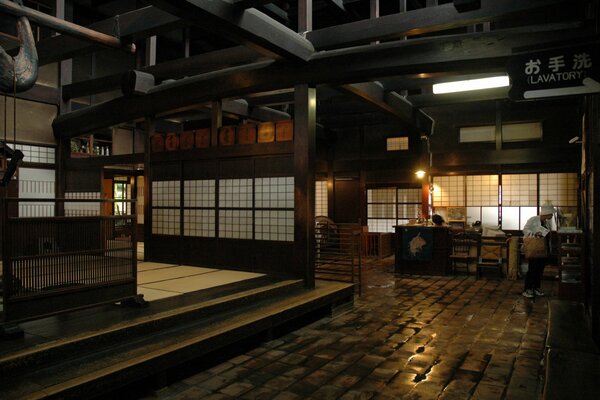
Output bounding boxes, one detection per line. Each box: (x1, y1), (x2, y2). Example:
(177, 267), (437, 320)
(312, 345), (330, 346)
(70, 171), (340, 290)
(0, 278), (353, 399)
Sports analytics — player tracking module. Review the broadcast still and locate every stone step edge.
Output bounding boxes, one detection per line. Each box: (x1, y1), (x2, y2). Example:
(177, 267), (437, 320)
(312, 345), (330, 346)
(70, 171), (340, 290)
(24, 281), (354, 400)
(0, 279), (305, 370)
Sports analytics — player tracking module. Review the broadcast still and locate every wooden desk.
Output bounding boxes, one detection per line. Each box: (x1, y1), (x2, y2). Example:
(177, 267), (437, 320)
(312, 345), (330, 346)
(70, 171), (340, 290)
(394, 225), (451, 275)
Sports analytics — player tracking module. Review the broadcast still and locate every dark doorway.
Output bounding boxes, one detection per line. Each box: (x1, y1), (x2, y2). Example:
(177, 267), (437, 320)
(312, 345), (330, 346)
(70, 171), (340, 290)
(334, 177), (361, 223)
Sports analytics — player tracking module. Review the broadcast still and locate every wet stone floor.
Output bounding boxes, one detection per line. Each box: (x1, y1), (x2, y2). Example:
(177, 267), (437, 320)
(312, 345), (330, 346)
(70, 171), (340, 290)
(143, 261), (552, 400)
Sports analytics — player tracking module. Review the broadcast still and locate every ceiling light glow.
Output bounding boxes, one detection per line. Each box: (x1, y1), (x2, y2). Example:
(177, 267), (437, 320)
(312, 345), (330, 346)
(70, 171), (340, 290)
(433, 75), (510, 94)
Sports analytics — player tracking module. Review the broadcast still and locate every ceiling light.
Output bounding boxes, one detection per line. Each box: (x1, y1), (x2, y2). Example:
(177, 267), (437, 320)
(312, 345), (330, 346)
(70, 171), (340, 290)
(433, 75), (510, 94)
(415, 170), (426, 179)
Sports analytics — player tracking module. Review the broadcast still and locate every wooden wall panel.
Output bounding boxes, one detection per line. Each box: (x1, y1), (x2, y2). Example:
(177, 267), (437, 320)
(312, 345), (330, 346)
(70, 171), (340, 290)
(148, 235), (181, 264)
(182, 160), (217, 180)
(255, 156), (293, 177)
(152, 161), (180, 181)
(65, 168), (101, 192)
(182, 237), (217, 266)
(219, 158), (254, 179)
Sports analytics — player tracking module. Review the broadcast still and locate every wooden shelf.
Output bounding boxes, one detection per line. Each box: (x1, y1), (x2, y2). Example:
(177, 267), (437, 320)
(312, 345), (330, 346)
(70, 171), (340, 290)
(557, 231), (583, 302)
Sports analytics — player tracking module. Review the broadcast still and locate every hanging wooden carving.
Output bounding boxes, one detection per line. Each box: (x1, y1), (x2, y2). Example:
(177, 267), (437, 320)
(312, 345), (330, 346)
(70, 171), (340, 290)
(180, 130), (195, 150)
(165, 132), (179, 151)
(0, 1), (38, 93)
(219, 126), (236, 146)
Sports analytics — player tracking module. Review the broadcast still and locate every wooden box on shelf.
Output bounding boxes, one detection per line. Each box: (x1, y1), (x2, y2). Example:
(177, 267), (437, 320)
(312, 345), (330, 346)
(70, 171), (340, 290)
(180, 130), (195, 150)
(151, 134), (164, 152)
(275, 119), (293, 141)
(257, 122), (275, 143)
(238, 123), (257, 144)
(195, 128), (210, 148)
(165, 132), (179, 151)
(557, 230), (584, 302)
(219, 126), (236, 146)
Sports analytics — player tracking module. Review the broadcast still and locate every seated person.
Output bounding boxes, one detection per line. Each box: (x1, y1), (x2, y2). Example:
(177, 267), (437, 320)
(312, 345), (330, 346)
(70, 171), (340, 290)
(432, 214), (445, 226)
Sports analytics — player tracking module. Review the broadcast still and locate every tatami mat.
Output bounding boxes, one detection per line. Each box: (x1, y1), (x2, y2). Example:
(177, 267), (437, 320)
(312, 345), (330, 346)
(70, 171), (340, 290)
(137, 262), (178, 272)
(140, 269), (264, 294)
(138, 287), (180, 302)
(136, 262), (264, 301)
(137, 266), (217, 285)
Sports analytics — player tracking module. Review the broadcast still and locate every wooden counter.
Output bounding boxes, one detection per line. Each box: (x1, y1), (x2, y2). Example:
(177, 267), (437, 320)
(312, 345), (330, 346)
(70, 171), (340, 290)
(394, 225), (451, 275)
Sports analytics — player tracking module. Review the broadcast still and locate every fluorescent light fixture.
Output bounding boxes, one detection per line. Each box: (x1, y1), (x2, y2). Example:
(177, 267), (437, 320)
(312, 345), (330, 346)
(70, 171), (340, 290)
(415, 170), (426, 179)
(433, 75), (510, 94)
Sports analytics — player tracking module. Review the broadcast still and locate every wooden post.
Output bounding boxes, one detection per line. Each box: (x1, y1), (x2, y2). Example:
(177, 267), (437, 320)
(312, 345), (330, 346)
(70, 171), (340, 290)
(144, 117), (154, 261)
(294, 84), (316, 288)
(211, 100), (222, 147)
(55, 0), (72, 214)
(298, 0), (312, 33)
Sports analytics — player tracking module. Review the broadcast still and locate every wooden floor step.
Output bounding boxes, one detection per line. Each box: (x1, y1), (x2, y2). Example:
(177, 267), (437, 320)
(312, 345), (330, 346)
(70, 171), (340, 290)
(0, 278), (305, 378)
(1, 280), (353, 400)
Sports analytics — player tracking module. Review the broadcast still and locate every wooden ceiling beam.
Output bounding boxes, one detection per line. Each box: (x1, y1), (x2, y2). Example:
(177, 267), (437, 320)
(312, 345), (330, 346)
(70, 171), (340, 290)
(337, 82), (432, 131)
(52, 24), (592, 138)
(306, 0), (572, 49)
(36, 6), (183, 65)
(146, 0), (314, 62)
(221, 100), (291, 121)
(62, 46), (264, 99)
(409, 87), (509, 108)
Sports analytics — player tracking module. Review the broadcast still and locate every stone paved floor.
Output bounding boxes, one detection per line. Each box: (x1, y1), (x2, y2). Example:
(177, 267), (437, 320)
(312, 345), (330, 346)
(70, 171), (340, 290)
(143, 260), (554, 400)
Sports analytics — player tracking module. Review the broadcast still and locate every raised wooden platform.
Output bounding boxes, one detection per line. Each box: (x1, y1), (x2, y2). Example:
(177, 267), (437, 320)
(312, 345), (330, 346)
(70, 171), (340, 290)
(543, 300), (600, 400)
(0, 278), (354, 399)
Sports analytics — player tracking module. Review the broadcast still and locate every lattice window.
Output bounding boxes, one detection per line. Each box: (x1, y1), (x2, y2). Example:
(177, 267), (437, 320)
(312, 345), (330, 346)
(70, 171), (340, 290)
(64, 192), (101, 216)
(184, 180), (215, 208)
(315, 180), (328, 217)
(254, 176), (294, 242)
(367, 187), (422, 232)
(466, 175), (498, 206)
(152, 208), (180, 235)
(219, 209), (253, 239)
(152, 181), (180, 207)
(367, 219), (397, 233)
(184, 209), (215, 237)
(255, 177), (293, 208)
(502, 174), (537, 206)
(136, 176), (144, 224)
(18, 167), (55, 217)
(152, 180), (181, 236)
(14, 143), (55, 164)
(182, 179), (216, 238)
(219, 178), (252, 208)
(255, 210), (294, 241)
(386, 137), (409, 151)
(540, 173), (578, 207)
(432, 176), (465, 207)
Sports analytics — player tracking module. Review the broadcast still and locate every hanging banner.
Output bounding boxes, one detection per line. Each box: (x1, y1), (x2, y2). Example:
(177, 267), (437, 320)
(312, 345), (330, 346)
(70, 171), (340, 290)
(508, 44), (600, 100)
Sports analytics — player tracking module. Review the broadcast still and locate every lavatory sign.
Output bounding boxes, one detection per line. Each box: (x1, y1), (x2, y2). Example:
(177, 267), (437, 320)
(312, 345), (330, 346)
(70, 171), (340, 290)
(508, 44), (600, 100)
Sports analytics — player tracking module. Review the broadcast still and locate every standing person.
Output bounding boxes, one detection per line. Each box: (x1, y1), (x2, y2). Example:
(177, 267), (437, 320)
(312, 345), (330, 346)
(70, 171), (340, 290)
(522, 204), (556, 298)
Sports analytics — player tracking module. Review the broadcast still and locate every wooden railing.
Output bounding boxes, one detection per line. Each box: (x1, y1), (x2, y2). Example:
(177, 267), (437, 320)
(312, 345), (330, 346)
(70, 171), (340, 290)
(315, 223), (362, 295)
(1, 198), (137, 324)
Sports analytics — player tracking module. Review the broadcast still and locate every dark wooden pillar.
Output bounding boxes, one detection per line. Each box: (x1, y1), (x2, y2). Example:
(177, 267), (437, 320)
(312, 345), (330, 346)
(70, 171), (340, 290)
(495, 100), (502, 150)
(370, 0), (379, 46)
(211, 100), (222, 147)
(144, 118), (154, 260)
(55, 0), (73, 205)
(298, 0), (312, 33)
(294, 84), (316, 288)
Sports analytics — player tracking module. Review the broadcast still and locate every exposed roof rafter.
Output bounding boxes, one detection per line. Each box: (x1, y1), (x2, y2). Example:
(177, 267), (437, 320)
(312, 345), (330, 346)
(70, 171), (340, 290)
(306, 0), (572, 49)
(52, 24), (593, 138)
(146, 0), (314, 62)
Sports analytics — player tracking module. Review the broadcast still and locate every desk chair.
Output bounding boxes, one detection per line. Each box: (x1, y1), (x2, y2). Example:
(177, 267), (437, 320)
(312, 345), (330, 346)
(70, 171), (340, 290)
(449, 232), (472, 275)
(476, 237), (505, 279)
